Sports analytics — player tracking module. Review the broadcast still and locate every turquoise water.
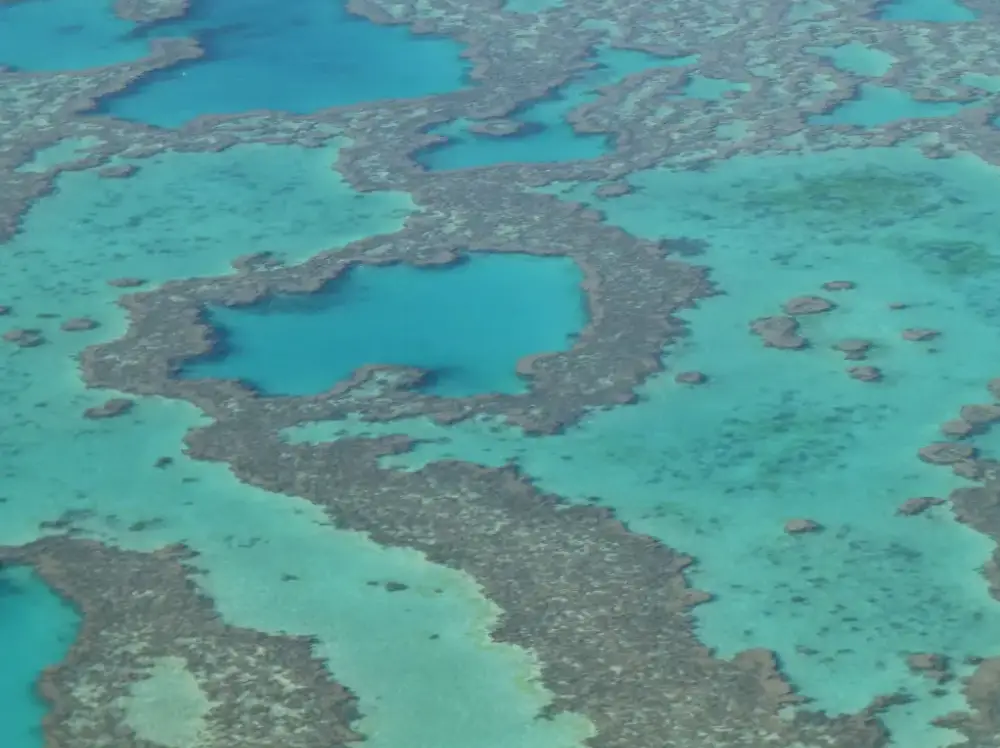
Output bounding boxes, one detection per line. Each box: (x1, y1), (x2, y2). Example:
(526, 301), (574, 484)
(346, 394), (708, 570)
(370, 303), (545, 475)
(181, 253), (587, 397)
(876, 0), (977, 21)
(810, 84), (975, 126)
(0, 142), (592, 748)
(503, 0), (564, 12)
(961, 73), (1000, 93)
(808, 42), (896, 77)
(672, 74), (751, 100)
(1, 0), (468, 124)
(0, 0), (148, 70)
(289, 146), (1000, 748)
(107, 0), (469, 125)
(0, 566), (79, 748)
(418, 48), (696, 170)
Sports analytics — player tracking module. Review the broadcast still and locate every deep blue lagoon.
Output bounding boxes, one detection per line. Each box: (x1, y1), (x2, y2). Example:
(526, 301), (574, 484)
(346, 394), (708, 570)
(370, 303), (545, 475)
(0, 567), (79, 748)
(0, 0), (148, 70)
(181, 253), (587, 397)
(0, 0), (469, 126)
(105, 0), (470, 126)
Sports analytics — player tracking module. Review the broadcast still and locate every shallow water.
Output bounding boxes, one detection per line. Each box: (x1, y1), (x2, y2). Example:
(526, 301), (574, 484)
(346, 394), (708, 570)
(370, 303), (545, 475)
(808, 42), (897, 77)
(418, 47), (696, 169)
(810, 84), (977, 126)
(181, 253), (587, 397)
(876, 0), (977, 21)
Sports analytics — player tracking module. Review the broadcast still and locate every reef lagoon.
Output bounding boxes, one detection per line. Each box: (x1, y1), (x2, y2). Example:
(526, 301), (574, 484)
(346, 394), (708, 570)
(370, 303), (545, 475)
(181, 253), (587, 397)
(3, 0), (1000, 747)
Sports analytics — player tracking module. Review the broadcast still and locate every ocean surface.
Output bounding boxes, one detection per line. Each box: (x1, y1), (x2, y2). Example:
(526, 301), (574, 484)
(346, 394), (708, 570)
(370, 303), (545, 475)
(2, 0), (999, 746)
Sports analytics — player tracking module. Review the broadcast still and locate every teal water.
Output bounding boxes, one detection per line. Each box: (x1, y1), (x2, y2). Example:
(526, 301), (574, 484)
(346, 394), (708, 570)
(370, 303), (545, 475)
(503, 0), (564, 12)
(961, 73), (1000, 93)
(808, 42), (896, 77)
(787, 0), (835, 21)
(107, 0), (468, 125)
(0, 0), (148, 70)
(0, 142), (593, 748)
(810, 84), (975, 126)
(181, 253), (587, 397)
(418, 47), (696, 170)
(876, 0), (977, 21)
(0, 566), (79, 748)
(671, 74), (751, 100)
(288, 146), (1000, 748)
(2, 0), (468, 124)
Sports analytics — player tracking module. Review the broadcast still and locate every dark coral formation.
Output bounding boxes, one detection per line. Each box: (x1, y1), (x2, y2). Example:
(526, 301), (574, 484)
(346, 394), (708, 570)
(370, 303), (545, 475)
(783, 296), (835, 315)
(107, 277), (147, 288)
(675, 370), (708, 384)
(896, 497), (945, 516)
(848, 366), (883, 383)
(989, 378), (1000, 401)
(113, 0), (188, 23)
(83, 398), (135, 419)
(940, 419), (975, 438)
(937, 659), (1000, 745)
(593, 181), (633, 198)
(785, 519), (822, 534)
(961, 404), (1000, 428)
(822, 280), (856, 291)
(902, 328), (940, 342)
(2, 327), (45, 347)
(466, 119), (529, 137)
(918, 443), (977, 465)
(663, 237), (709, 257)
(920, 427), (1000, 745)
(906, 653), (951, 683)
(750, 315), (808, 349)
(894, 380), (1000, 743)
(833, 338), (873, 360)
(97, 164), (138, 179)
(61, 317), (100, 332)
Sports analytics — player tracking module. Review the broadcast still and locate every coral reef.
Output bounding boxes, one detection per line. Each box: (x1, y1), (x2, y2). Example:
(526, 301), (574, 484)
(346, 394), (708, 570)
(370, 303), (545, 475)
(4, 0), (1000, 744)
